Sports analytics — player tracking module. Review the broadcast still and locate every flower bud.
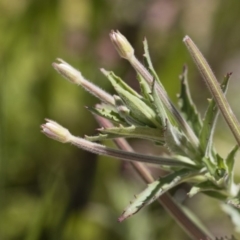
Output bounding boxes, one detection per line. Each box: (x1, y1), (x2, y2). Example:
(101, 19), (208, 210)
(110, 30), (134, 60)
(52, 58), (83, 85)
(41, 119), (72, 143)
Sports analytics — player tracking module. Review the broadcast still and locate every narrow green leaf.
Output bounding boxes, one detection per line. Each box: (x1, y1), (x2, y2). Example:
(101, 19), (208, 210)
(118, 169), (198, 221)
(225, 145), (238, 175)
(143, 38), (164, 89)
(108, 75), (162, 127)
(100, 125), (164, 142)
(215, 154), (227, 180)
(136, 73), (154, 104)
(164, 121), (201, 161)
(225, 145), (239, 195)
(151, 80), (168, 125)
(203, 191), (228, 201)
(85, 125), (164, 144)
(114, 95), (148, 126)
(85, 133), (111, 142)
(199, 98), (218, 156)
(87, 104), (126, 125)
(199, 73), (230, 155)
(184, 36), (240, 147)
(188, 180), (223, 198)
(178, 65), (202, 135)
(202, 157), (216, 176)
(101, 69), (142, 99)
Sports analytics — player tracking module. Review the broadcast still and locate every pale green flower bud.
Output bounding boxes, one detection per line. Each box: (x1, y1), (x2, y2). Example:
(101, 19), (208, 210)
(53, 59), (115, 105)
(52, 58), (83, 85)
(41, 119), (72, 143)
(110, 30), (134, 60)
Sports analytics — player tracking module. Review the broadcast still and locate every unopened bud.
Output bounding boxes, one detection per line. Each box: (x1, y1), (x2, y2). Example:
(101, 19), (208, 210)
(110, 30), (134, 60)
(41, 119), (72, 143)
(52, 58), (83, 85)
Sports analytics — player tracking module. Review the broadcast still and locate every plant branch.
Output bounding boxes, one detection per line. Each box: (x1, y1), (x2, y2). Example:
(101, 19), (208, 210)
(95, 115), (211, 240)
(184, 36), (240, 147)
(109, 31), (199, 148)
(41, 119), (194, 168)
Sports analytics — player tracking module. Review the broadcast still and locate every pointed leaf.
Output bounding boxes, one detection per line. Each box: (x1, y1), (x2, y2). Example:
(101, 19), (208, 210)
(118, 169), (199, 221)
(164, 121), (201, 161)
(188, 180), (223, 198)
(110, 80), (161, 127)
(85, 133), (112, 142)
(225, 145), (238, 174)
(101, 69), (142, 99)
(114, 95), (148, 126)
(100, 125), (164, 142)
(215, 154), (227, 181)
(199, 73), (230, 155)
(199, 98), (219, 157)
(150, 80), (169, 126)
(102, 70), (161, 127)
(87, 105), (126, 125)
(136, 73), (154, 104)
(178, 65), (202, 135)
(203, 191), (228, 201)
(143, 38), (164, 89)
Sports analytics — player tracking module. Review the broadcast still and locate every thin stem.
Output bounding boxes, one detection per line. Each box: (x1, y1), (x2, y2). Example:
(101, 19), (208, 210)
(95, 115), (211, 240)
(70, 135), (192, 167)
(184, 36), (240, 147)
(41, 119), (194, 168)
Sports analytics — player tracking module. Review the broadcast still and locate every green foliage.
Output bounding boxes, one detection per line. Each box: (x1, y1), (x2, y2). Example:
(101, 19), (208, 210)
(3, 1), (240, 239)
(42, 29), (240, 239)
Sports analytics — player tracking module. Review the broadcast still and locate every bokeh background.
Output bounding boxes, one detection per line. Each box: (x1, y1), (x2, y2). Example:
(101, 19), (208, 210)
(1, 0), (240, 239)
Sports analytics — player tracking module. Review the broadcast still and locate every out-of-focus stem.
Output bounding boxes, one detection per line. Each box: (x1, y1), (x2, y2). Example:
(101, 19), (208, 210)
(95, 115), (211, 240)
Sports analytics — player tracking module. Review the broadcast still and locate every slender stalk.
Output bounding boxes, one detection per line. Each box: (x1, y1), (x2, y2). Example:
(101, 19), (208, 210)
(95, 115), (211, 240)
(41, 119), (194, 168)
(184, 36), (240, 147)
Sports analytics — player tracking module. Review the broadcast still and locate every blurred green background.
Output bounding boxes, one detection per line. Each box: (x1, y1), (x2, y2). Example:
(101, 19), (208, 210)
(1, 0), (240, 239)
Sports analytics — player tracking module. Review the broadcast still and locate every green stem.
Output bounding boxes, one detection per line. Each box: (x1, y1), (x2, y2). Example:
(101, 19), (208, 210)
(184, 36), (240, 147)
